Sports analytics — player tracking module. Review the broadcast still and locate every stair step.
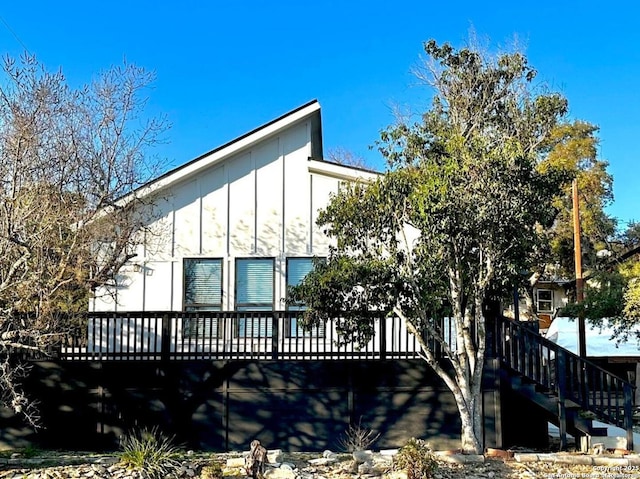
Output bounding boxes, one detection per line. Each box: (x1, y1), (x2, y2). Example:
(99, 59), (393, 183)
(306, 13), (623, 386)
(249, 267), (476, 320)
(535, 384), (556, 395)
(495, 316), (635, 445)
(519, 376), (537, 384)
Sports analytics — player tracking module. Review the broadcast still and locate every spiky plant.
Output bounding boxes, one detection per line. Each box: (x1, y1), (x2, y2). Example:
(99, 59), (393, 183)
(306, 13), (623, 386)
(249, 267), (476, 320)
(119, 426), (182, 479)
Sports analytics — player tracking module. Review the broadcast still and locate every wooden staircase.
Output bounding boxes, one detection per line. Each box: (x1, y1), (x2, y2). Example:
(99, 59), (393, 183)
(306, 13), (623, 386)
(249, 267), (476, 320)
(491, 316), (635, 450)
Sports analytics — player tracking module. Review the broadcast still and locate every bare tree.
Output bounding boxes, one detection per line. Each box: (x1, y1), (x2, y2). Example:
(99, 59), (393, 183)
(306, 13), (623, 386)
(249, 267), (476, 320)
(325, 146), (371, 170)
(0, 53), (169, 425)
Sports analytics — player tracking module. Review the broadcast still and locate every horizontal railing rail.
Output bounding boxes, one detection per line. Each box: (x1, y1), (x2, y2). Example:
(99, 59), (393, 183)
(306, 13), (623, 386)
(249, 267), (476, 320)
(493, 315), (634, 448)
(49, 311), (458, 362)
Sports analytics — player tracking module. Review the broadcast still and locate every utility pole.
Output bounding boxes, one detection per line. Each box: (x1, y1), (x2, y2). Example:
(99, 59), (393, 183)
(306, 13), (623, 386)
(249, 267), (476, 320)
(573, 179), (586, 358)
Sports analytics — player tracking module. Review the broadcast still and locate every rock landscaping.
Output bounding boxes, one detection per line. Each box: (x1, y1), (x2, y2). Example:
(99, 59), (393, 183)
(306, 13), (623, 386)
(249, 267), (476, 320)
(2, 448), (640, 479)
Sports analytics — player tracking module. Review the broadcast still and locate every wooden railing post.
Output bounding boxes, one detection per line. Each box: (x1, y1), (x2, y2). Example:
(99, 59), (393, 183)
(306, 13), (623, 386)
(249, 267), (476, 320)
(556, 348), (568, 450)
(379, 315), (387, 360)
(624, 383), (634, 452)
(271, 313), (279, 360)
(161, 313), (171, 362)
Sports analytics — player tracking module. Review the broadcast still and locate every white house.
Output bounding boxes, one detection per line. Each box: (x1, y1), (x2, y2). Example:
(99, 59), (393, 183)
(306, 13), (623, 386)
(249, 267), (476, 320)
(83, 100), (420, 358)
(92, 99), (378, 314)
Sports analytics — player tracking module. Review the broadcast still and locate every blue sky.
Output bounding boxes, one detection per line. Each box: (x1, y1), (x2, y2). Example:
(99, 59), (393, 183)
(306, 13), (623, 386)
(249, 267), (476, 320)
(1, 1), (638, 227)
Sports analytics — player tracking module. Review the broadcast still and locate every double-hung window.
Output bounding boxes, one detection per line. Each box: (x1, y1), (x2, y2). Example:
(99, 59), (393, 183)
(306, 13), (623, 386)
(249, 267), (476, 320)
(183, 258), (223, 338)
(536, 289), (554, 313)
(286, 257), (324, 337)
(235, 258), (274, 337)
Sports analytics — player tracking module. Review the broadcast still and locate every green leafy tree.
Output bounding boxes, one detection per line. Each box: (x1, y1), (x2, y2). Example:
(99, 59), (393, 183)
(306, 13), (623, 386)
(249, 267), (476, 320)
(289, 40), (568, 453)
(520, 121), (616, 318)
(622, 261), (640, 326)
(0, 54), (168, 425)
(616, 223), (640, 329)
(563, 222), (640, 342)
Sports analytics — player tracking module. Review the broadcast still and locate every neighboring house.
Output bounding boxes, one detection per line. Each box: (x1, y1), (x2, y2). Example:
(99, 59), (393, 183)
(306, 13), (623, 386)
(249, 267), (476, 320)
(506, 279), (571, 331)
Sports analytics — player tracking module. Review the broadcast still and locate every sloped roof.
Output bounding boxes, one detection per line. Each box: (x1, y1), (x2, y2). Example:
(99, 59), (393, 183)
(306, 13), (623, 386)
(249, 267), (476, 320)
(135, 99), (323, 199)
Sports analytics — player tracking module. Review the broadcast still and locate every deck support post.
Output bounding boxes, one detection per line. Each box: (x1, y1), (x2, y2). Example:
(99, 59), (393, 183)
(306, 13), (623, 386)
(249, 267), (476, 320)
(624, 383), (634, 452)
(556, 349), (568, 450)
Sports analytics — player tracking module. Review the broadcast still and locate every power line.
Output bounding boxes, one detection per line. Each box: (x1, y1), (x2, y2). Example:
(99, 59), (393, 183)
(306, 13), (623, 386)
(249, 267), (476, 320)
(0, 13), (31, 54)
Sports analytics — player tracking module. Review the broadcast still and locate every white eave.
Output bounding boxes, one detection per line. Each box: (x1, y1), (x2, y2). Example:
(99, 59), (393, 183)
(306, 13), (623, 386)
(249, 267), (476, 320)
(130, 100), (323, 202)
(307, 158), (380, 182)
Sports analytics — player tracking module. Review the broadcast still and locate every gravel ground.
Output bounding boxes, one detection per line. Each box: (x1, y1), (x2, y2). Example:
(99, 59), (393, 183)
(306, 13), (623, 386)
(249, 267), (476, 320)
(2, 450), (640, 479)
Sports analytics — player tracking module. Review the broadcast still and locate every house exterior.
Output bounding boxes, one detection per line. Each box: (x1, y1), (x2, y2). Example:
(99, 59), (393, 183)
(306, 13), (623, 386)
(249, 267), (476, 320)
(92, 99), (378, 314)
(511, 279), (571, 330)
(8, 101), (635, 454)
(85, 100), (409, 357)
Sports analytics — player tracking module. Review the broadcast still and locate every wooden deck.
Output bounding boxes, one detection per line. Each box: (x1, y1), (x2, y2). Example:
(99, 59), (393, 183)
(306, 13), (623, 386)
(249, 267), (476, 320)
(54, 311), (445, 361)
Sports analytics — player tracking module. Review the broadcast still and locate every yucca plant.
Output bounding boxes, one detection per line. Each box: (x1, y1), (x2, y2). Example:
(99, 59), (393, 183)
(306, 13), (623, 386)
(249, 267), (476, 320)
(119, 426), (182, 478)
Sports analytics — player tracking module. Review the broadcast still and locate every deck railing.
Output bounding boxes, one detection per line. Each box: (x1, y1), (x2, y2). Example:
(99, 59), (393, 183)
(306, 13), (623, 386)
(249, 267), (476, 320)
(55, 311), (447, 361)
(492, 315), (635, 449)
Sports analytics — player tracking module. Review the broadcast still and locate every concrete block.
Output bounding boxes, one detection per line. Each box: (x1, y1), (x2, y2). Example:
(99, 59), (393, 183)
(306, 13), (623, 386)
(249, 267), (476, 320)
(514, 453), (539, 462)
(593, 457), (629, 467)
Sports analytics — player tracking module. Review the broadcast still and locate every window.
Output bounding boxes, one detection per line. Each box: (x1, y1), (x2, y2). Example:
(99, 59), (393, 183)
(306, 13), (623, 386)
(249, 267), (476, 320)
(235, 258), (274, 337)
(286, 257), (324, 337)
(536, 289), (554, 313)
(183, 258), (223, 338)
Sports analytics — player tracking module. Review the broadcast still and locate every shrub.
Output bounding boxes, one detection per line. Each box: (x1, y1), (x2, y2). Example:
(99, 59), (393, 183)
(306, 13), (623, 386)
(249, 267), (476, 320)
(338, 417), (380, 452)
(119, 426), (182, 479)
(200, 461), (224, 479)
(394, 438), (438, 479)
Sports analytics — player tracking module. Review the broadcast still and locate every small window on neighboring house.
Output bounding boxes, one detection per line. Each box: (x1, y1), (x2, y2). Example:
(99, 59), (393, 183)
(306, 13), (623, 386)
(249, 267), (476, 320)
(286, 257), (324, 337)
(183, 258), (223, 338)
(235, 258), (274, 337)
(536, 289), (554, 313)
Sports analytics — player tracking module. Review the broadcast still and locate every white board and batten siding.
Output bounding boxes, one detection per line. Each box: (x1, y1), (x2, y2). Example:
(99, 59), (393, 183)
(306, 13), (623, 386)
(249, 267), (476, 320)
(90, 100), (379, 314)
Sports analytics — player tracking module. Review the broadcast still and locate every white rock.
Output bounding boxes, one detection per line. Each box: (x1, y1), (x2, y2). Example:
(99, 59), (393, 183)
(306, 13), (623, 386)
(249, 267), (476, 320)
(308, 457), (337, 465)
(265, 467), (297, 479)
(386, 471), (408, 479)
(226, 457), (246, 467)
(268, 449), (284, 463)
(353, 450), (373, 463)
(380, 449), (399, 456)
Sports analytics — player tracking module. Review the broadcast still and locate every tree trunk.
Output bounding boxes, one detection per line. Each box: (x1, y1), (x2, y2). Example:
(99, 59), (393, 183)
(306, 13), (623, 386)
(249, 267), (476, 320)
(454, 385), (483, 454)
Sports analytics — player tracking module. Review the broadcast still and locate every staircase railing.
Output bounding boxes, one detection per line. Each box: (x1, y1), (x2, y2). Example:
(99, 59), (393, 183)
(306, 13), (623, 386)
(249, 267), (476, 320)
(492, 315), (635, 450)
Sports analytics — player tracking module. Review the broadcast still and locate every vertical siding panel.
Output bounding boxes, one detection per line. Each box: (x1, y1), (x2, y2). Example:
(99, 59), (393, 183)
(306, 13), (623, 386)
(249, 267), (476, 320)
(283, 123), (312, 255)
(173, 178), (200, 257)
(201, 164), (228, 256)
(228, 152), (255, 256)
(255, 138), (282, 257)
(310, 173), (338, 254)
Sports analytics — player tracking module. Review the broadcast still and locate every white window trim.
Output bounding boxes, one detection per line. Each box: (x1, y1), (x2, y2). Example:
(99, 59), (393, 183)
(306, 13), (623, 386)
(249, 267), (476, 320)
(536, 288), (554, 313)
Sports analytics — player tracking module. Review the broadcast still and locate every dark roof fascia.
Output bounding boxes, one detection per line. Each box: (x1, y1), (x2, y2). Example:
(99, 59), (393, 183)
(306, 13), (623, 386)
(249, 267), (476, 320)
(616, 244), (640, 264)
(564, 244), (640, 289)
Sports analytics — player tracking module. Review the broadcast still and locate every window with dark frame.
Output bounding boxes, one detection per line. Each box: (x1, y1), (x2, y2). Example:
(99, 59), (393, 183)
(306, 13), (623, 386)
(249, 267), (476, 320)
(286, 257), (325, 337)
(235, 258), (274, 337)
(183, 258), (223, 338)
